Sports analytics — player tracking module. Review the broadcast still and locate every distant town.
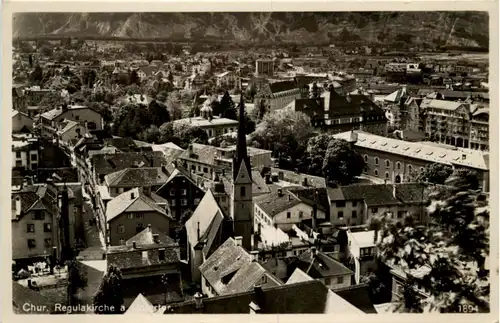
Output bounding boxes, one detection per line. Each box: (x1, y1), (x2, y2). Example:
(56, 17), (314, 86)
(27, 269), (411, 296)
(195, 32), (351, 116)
(11, 11), (490, 315)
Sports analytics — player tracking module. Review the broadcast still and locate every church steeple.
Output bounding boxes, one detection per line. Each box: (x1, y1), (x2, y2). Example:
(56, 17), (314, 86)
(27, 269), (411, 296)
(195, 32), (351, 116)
(233, 93), (252, 181)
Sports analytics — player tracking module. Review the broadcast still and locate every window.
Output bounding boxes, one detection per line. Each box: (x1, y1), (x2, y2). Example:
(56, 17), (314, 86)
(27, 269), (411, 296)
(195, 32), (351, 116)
(299, 211), (303, 218)
(385, 160), (390, 168)
(352, 211), (357, 218)
(27, 239), (36, 249)
(287, 212), (291, 219)
(128, 213), (134, 220)
(171, 199), (176, 206)
(240, 186), (246, 197)
(371, 207), (378, 214)
(181, 199), (187, 206)
(338, 211), (344, 219)
(203, 167), (208, 173)
(44, 238), (52, 248)
(385, 172), (390, 179)
(408, 165), (413, 172)
(364, 166), (368, 173)
(352, 201), (357, 207)
(337, 276), (344, 284)
(119, 239), (125, 245)
(181, 189), (187, 196)
(170, 188), (176, 197)
(420, 167), (425, 172)
(75, 116), (80, 121)
(191, 165), (196, 171)
(43, 223), (51, 232)
(336, 201), (346, 208)
(198, 166), (201, 171)
(118, 225), (125, 233)
(16, 151), (21, 158)
(396, 162), (401, 170)
(136, 223), (144, 233)
(15, 160), (22, 167)
(33, 210), (44, 220)
(194, 198), (200, 205)
(27, 224), (35, 233)
(374, 157), (379, 165)
(135, 213), (144, 219)
(364, 155), (368, 162)
(397, 211), (405, 219)
(325, 278), (331, 285)
(31, 154), (37, 161)
(374, 169), (378, 176)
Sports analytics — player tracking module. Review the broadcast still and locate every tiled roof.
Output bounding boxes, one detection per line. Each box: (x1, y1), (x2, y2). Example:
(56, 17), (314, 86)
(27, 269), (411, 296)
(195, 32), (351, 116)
(287, 187), (329, 213)
(57, 119), (79, 135)
(92, 151), (168, 177)
(269, 167), (326, 188)
(334, 283), (377, 313)
(41, 108), (63, 120)
(185, 190), (225, 248)
(420, 99), (465, 111)
(179, 143), (219, 166)
(254, 190), (303, 218)
(103, 137), (136, 151)
(166, 279), (362, 314)
(105, 187), (170, 222)
(107, 244), (180, 270)
(125, 226), (177, 247)
(173, 116), (239, 128)
(329, 183), (429, 206)
(333, 130), (489, 171)
(297, 250), (353, 278)
(104, 167), (169, 188)
(268, 80), (299, 94)
(123, 274), (183, 307)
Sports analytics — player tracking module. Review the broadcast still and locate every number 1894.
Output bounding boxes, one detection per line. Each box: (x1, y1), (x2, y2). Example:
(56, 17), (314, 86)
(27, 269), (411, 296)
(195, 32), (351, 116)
(458, 305), (479, 313)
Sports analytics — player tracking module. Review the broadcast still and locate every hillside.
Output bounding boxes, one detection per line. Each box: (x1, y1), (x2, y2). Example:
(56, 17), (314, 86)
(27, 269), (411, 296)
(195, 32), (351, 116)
(12, 12), (489, 47)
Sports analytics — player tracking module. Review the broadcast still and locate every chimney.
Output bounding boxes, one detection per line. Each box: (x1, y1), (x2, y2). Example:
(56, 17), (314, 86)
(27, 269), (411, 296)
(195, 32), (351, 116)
(158, 248), (165, 261)
(188, 144), (194, 156)
(250, 250), (260, 262)
(197, 221), (200, 241)
(194, 292), (204, 309)
(302, 177), (308, 187)
(132, 241), (137, 249)
(253, 285), (265, 311)
(130, 191), (135, 199)
(277, 188), (283, 197)
(15, 196), (22, 216)
(141, 250), (148, 261)
(235, 236), (243, 247)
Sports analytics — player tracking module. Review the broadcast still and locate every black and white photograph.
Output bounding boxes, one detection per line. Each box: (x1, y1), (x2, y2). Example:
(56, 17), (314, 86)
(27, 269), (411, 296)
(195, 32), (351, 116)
(5, 7), (496, 316)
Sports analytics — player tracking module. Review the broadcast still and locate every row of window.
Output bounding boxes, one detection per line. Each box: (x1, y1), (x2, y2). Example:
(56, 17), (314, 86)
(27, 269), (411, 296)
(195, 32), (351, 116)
(337, 210), (359, 220)
(27, 238), (52, 249)
(26, 223), (52, 233)
(170, 188), (187, 196)
(335, 201), (356, 208)
(191, 164), (210, 174)
(170, 198), (199, 207)
(15, 151), (38, 161)
(325, 276), (344, 285)
(116, 223), (148, 234)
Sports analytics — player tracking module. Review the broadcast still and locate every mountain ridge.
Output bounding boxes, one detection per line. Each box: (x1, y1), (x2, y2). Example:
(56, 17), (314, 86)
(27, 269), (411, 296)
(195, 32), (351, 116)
(13, 12), (489, 48)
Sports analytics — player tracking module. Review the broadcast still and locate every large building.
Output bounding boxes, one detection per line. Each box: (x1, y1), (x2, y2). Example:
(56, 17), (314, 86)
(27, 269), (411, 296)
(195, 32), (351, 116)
(255, 58), (274, 78)
(40, 104), (103, 139)
(333, 130), (490, 191)
(254, 80), (302, 112)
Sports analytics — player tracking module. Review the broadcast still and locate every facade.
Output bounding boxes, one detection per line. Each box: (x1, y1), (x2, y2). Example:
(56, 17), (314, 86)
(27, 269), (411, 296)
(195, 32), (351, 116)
(105, 187), (172, 246)
(470, 108), (489, 151)
(346, 230), (378, 284)
(333, 130), (490, 191)
(255, 58), (274, 77)
(254, 80), (302, 112)
(12, 135), (39, 171)
(56, 119), (88, 145)
(12, 110), (34, 133)
(40, 105), (103, 139)
(215, 71), (238, 89)
(24, 86), (53, 106)
(420, 99), (472, 148)
(104, 167), (170, 198)
(173, 113), (239, 139)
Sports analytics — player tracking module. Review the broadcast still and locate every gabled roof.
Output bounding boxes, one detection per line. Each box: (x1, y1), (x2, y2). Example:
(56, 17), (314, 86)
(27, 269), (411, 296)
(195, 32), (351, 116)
(185, 190), (225, 248)
(333, 283), (377, 313)
(105, 187), (170, 222)
(179, 143), (219, 166)
(125, 226), (176, 247)
(254, 190), (303, 218)
(91, 151), (168, 177)
(297, 250), (353, 278)
(287, 187), (329, 213)
(57, 119), (80, 135)
(268, 80), (299, 94)
(107, 244), (180, 270)
(126, 294), (156, 314)
(104, 167), (169, 188)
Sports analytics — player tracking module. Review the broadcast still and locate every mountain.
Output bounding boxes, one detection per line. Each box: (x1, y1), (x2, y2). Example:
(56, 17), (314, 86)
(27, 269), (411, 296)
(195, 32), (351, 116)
(12, 12), (489, 48)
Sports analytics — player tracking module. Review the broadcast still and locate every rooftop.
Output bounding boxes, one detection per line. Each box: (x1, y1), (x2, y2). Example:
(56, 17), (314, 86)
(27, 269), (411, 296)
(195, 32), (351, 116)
(173, 116), (239, 128)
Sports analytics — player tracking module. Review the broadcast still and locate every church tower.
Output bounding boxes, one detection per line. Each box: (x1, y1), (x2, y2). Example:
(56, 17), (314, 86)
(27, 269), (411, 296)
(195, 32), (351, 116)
(231, 93), (254, 251)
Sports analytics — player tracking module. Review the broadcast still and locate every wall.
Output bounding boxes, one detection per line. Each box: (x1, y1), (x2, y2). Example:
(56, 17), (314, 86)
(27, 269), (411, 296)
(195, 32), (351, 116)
(60, 125), (88, 144)
(12, 209), (60, 260)
(56, 108), (103, 130)
(324, 274), (352, 290)
(270, 91), (302, 111)
(108, 211), (171, 246)
(329, 200), (365, 226)
(273, 203), (325, 232)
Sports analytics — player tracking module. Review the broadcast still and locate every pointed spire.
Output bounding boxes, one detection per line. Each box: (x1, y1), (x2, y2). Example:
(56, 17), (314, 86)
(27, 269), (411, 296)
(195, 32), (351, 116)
(233, 92), (251, 181)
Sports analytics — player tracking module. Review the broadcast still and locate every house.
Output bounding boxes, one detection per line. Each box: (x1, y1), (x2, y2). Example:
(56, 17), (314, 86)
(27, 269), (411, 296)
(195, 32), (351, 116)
(40, 104), (103, 139)
(107, 226), (183, 307)
(185, 189), (233, 283)
(215, 71), (238, 89)
(327, 183), (431, 227)
(56, 119), (88, 145)
(346, 230), (379, 284)
(12, 180), (80, 263)
(287, 247), (353, 290)
(155, 166), (205, 227)
(166, 279), (364, 314)
(470, 107), (489, 151)
(12, 135), (40, 171)
(253, 188), (327, 232)
(254, 80), (302, 111)
(105, 187), (172, 246)
(287, 89), (387, 136)
(173, 105), (239, 139)
(255, 58), (274, 77)
(104, 167), (170, 198)
(12, 110), (33, 133)
(333, 130), (490, 191)
(24, 86), (53, 106)
(199, 237), (283, 297)
(419, 99), (472, 148)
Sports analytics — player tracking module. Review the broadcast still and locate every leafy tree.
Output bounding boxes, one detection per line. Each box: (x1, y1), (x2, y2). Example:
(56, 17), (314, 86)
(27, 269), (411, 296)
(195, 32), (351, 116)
(252, 109), (314, 168)
(93, 265), (124, 314)
(138, 125), (161, 143)
(66, 75), (83, 94)
(39, 90), (64, 108)
(408, 163), (453, 185)
(166, 99), (183, 121)
(375, 185), (490, 313)
(159, 122), (176, 143)
(174, 123), (209, 149)
(219, 91), (237, 120)
(67, 260), (88, 306)
(306, 134), (332, 176)
(446, 168), (480, 191)
(39, 45), (53, 57)
(30, 64), (44, 84)
(82, 69), (98, 88)
(322, 139), (365, 185)
(129, 69), (140, 85)
(175, 209), (193, 243)
(148, 100), (171, 127)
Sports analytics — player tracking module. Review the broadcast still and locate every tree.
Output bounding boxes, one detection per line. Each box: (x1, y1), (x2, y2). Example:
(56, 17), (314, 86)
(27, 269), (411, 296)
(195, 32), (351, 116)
(253, 109), (314, 168)
(174, 123), (209, 149)
(148, 100), (171, 127)
(219, 91), (237, 119)
(39, 45), (53, 57)
(93, 265), (124, 314)
(138, 125), (161, 143)
(175, 209), (193, 243)
(375, 185), (490, 313)
(67, 260), (88, 306)
(322, 139), (365, 185)
(159, 122), (175, 143)
(408, 163), (453, 185)
(446, 168), (480, 191)
(306, 134), (332, 176)
(30, 64), (43, 84)
(129, 69), (140, 85)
